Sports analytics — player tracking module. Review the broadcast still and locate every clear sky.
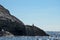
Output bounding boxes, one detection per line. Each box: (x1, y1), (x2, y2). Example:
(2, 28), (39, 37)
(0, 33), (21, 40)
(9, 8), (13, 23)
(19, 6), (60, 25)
(0, 0), (60, 31)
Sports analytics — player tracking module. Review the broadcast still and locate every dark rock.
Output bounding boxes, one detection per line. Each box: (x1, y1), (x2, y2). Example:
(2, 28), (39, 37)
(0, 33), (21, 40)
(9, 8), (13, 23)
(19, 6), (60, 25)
(0, 5), (27, 36)
(0, 5), (49, 36)
(25, 25), (49, 36)
(0, 29), (14, 37)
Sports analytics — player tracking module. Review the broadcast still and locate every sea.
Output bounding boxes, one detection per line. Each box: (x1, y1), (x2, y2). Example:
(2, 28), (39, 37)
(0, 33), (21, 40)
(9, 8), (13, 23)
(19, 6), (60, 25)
(0, 31), (60, 40)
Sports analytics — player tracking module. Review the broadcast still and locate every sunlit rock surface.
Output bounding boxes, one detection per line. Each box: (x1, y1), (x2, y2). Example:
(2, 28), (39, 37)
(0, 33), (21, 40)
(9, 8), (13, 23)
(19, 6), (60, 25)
(0, 5), (49, 36)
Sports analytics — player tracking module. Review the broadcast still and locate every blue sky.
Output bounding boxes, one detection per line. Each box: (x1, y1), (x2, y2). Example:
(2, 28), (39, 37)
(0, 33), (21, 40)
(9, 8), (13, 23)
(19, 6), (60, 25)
(0, 0), (60, 31)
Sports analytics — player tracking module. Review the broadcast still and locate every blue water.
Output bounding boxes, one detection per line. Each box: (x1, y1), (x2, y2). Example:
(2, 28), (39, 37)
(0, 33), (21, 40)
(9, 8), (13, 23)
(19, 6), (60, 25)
(0, 31), (60, 40)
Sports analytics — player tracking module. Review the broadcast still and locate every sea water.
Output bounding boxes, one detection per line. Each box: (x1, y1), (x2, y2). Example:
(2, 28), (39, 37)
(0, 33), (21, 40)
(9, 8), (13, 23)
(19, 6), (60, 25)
(0, 31), (60, 40)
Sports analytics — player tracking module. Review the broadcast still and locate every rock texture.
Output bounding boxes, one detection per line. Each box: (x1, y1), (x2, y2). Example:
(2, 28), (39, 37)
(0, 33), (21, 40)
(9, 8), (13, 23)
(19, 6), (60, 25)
(25, 25), (49, 36)
(0, 5), (49, 36)
(0, 5), (27, 36)
(0, 29), (14, 37)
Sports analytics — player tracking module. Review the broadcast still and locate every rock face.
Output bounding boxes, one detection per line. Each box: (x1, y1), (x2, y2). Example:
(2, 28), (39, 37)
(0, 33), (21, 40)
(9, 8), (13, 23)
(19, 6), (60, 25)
(25, 25), (49, 36)
(0, 29), (14, 37)
(0, 5), (49, 36)
(0, 5), (27, 36)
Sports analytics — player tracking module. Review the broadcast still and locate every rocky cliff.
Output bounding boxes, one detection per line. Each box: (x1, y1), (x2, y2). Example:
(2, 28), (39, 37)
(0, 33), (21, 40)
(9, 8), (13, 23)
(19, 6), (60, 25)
(25, 25), (49, 36)
(0, 5), (49, 36)
(0, 5), (26, 36)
